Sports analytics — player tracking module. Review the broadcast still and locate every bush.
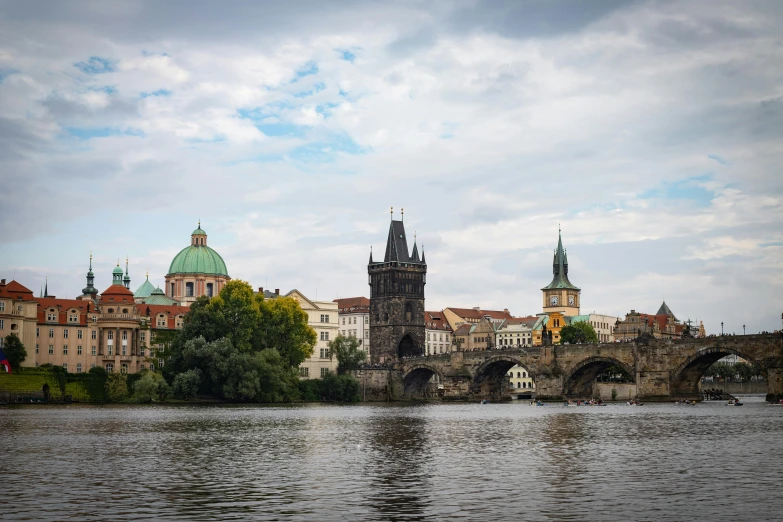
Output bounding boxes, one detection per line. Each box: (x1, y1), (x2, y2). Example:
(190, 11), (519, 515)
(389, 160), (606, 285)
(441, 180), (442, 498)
(107, 373), (129, 402)
(86, 367), (109, 402)
(320, 374), (361, 402)
(172, 369), (202, 400)
(131, 371), (170, 403)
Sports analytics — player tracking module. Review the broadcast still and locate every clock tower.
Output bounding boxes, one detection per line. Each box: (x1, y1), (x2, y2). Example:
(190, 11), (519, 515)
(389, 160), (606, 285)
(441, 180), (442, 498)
(541, 229), (580, 316)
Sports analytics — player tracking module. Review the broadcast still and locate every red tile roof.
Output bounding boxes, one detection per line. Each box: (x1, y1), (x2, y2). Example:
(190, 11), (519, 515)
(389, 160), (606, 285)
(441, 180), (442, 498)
(425, 311), (452, 331)
(36, 297), (92, 326)
(453, 324), (472, 336)
(99, 284), (135, 304)
(334, 296), (370, 313)
(0, 279), (36, 301)
(446, 307), (512, 321)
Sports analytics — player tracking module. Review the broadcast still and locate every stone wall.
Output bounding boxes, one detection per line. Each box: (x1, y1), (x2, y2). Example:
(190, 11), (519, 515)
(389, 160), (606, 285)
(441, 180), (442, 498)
(593, 382), (637, 401)
(352, 369), (403, 401)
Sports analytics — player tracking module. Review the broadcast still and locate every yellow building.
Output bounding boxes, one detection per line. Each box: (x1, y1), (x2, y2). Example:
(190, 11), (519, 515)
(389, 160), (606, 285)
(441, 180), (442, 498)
(532, 312), (566, 346)
(285, 290), (339, 379)
(0, 279), (38, 358)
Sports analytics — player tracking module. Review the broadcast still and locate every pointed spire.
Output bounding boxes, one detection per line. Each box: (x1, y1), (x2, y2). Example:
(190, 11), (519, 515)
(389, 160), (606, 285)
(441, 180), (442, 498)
(44, 277), (48, 298)
(421, 244), (426, 264)
(40, 284), (42, 298)
(542, 227), (579, 292)
(369, 245), (374, 264)
(411, 231), (420, 262)
(123, 256), (131, 289)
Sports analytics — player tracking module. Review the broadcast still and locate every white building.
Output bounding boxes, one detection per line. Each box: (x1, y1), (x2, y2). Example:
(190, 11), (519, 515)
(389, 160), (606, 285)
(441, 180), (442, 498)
(570, 313), (623, 343)
(281, 290), (339, 379)
(334, 297), (371, 357)
(495, 316), (537, 348)
(425, 311), (453, 355)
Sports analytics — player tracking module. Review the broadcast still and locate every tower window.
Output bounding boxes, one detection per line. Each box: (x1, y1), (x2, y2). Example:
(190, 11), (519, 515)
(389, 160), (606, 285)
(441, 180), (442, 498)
(185, 282), (194, 297)
(206, 283), (214, 297)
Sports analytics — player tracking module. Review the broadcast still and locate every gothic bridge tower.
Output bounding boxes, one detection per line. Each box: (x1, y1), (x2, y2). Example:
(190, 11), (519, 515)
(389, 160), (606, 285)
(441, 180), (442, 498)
(368, 210), (426, 364)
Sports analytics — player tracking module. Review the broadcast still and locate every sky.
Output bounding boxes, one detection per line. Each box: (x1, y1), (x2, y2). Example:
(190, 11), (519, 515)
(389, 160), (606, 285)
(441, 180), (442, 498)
(1, 0), (781, 334)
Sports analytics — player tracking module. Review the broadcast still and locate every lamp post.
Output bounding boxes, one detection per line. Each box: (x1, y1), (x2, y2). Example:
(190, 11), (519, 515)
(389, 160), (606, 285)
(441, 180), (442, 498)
(743, 324), (746, 335)
(721, 322), (724, 336)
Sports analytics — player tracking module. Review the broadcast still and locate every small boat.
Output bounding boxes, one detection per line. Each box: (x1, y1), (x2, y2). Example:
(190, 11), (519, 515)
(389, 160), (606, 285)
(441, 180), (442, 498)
(481, 399), (489, 405)
(727, 399), (743, 406)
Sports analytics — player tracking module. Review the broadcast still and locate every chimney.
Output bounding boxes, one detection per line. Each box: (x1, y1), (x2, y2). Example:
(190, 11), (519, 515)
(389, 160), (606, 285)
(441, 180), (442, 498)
(473, 306), (480, 311)
(259, 287), (263, 294)
(275, 289), (280, 296)
(0, 279), (5, 285)
(503, 308), (509, 315)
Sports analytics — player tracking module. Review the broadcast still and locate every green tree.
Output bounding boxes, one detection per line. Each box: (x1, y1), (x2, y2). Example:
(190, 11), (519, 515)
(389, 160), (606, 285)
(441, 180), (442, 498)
(172, 369), (202, 400)
(258, 296), (316, 367)
(86, 366), (109, 402)
(107, 373), (129, 402)
(328, 335), (367, 375)
(559, 321), (599, 344)
(320, 374), (361, 402)
(213, 280), (263, 352)
(3, 333), (27, 371)
(132, 371), (170, 402)
(733, 362), (754, 382)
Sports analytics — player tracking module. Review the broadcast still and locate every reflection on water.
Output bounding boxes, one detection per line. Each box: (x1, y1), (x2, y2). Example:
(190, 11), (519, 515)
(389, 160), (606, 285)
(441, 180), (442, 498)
(1, 399), (782, 521)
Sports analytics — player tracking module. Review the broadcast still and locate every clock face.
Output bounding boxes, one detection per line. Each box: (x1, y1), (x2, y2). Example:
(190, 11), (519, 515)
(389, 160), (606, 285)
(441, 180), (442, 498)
(550, 295), (559, 306)
(568, 295), (575, 306)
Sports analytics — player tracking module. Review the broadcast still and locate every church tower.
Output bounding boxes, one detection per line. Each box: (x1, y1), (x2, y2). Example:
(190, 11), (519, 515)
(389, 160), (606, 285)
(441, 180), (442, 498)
(81, 254), (98, 299)
(368, 209), (427, 363)
(541, 229), (580, 316)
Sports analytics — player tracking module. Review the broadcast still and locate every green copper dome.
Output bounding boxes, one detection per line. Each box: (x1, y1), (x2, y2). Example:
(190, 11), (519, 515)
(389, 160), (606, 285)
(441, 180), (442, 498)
(134, 276), (156, 298)
(168, 244), (229, 276)
(144, 287), (176, 305)
(192, 227), (207, 236)
(112, 265), (124, 276)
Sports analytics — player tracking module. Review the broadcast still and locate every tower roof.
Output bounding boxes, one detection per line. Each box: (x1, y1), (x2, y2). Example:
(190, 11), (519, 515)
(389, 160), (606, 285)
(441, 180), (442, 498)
(379, 219), (424, 265)
(134, 275), (156, 298)
(541, 229), (579, 291)
(656, 300), (677, 320)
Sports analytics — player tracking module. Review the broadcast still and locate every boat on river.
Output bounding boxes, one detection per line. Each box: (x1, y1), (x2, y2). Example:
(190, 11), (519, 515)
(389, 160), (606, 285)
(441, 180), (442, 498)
(727, 399), (744, 406)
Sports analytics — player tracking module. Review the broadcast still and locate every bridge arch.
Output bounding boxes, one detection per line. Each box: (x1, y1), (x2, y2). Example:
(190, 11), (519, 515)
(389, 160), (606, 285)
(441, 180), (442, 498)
(470, 355), (533, 401)
(402, 364), (444, 399)
(563, 356), (635, 398)
(671, 345), (758, 398)
(397, 332), (423, 359)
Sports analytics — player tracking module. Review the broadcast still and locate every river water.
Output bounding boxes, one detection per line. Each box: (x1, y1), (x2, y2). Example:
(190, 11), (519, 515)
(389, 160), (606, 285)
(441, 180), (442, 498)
(2, 397), (782, 521)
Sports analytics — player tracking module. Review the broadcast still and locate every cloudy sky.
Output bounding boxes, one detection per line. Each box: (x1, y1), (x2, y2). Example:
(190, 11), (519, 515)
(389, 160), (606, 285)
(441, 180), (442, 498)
(1, 0), (781, 333)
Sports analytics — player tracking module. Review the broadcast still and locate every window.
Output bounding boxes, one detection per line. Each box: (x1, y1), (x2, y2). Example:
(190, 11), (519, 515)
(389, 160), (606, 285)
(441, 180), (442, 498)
(77, 329), (83, 339)
(299, 367), (309, 377)
(49, 328), (54, 338)
(63, 345), (68, 355)
(68, 313), (78, 323)
(36, 327), (39, 337)
(320, 314), (329, 323)
(108, 331), (113, 340)
(342, 318), (345, 325)
(76, 363), (82, 373)
(122, 331), (128, 341)
(121, 363), (128, 374)
(149, 363), (155, 371)
(320, 368), (330, 377)
(63, 329), (69, 339)
(122, 345), (126, 356)
(35, 344), (39, 354)
(106, 363), (113, 373)
(320, 331), (329, 341)
(77, 345), (82, 355)
(140, 332), (146, 342)
(63, 363), (68, 372)
(47, 311), (56, 322)
(140, 364), (145, 371)
(185, 282), (194, 297)
(0, 302), (3, 311)
(91, 346), (96, 356)
(206, 283), (214, 297)
(108, 346), (113, 356)
(140, 348), (145, 357)
(157, 315), (166, 327)
(91, 330), (97, 339)
(48, 345), (54, 354)
(320, 348), (329, 359)
(158, 358), (164, 368)
(92, 316), (97, 323)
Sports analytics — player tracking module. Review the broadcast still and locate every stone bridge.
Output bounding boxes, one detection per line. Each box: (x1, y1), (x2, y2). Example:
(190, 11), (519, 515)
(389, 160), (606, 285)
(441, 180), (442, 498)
(379, 333), (783, 401)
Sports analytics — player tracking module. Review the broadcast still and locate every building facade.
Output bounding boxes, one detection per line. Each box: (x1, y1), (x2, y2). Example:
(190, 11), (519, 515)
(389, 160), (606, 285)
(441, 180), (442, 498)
(334, 297), (371, 357)
(165, 224), (230, 306)
(495, 317), (537, 348)
(287, 290), (339, 379)
(569, 313), (622, 343)
(614, 302), (683, 341)
(368, 215), (427, 363)
(424, 311), (453, 355)
(442, 307), (512, 331)
(541, 229), (580, 317)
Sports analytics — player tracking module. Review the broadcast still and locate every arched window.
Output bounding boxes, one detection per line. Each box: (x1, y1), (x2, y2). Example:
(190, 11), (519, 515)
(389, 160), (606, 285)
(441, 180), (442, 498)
(105, 363), (114, 373)
(517, 382), (521, 388)
(517, 372), (520, 378)
(522, 371), (526, 378)
(206, 283), (214, 297)
(523, 382), (527, 389)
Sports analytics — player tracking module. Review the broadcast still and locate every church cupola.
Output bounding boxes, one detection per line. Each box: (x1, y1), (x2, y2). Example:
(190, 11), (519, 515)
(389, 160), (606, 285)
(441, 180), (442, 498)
(112, 261), (124, 286)
(541, 228), (580, 314)
(82, 254), (98, 296)
(191, 221), (207, 246)
(123, 257), (131, 289)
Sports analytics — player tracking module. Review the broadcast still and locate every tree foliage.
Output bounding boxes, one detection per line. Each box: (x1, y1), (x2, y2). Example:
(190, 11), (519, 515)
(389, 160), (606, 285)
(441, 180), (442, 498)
(298, 374), (361, 402)
(559, 321), (599, 344)
(132, 371), (170, 402)
(107, 373), (129, 402)
(172, 369), (202, 400)
(3, 333), (27, 371)
(328, 335), (367, 375)
(257, 296), (317, 367)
